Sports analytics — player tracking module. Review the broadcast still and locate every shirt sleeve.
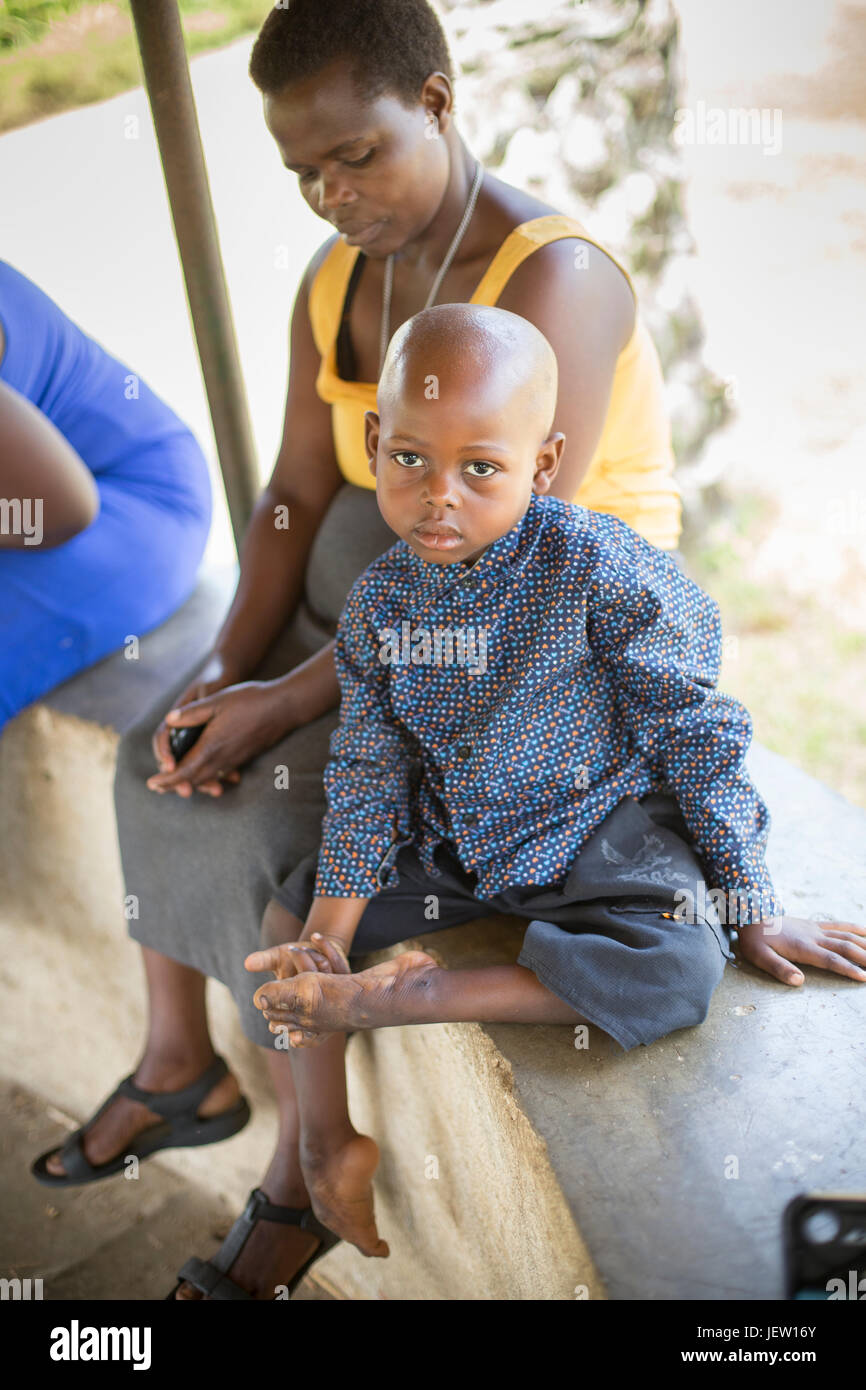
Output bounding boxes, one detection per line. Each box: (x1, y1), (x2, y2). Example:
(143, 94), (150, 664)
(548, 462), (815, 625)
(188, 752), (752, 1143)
(585, 535), (782, 926)
(313, 580), (420, 898)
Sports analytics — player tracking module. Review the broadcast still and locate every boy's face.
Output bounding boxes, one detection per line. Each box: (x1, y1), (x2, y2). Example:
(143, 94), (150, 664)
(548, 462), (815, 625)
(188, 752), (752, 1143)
(365, 369), (564, 567)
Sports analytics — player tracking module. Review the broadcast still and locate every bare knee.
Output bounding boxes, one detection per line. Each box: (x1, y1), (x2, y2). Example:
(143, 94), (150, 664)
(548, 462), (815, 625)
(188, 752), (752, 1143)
(260, 898), (304, 951)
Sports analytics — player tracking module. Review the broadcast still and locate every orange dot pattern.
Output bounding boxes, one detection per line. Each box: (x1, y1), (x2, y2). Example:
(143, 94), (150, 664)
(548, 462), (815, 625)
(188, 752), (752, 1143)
(313, 493), (781, 927)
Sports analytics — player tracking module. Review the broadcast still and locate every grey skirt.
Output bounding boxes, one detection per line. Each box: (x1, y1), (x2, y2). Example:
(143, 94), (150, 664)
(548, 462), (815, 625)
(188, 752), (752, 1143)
(115, 484), (396, 1046)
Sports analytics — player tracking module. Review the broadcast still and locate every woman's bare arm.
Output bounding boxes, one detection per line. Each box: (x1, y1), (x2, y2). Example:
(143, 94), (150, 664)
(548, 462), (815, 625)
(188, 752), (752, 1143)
(0, 379), (99, 548)
(496, 237), (636, 500)
(210, 237), (344, 680)
(146, 240), (346, 793)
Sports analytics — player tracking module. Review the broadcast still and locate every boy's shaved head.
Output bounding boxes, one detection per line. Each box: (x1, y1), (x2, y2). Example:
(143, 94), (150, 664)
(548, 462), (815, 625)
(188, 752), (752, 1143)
(378, 304), (558, 439)
(367, 302), (566, 568)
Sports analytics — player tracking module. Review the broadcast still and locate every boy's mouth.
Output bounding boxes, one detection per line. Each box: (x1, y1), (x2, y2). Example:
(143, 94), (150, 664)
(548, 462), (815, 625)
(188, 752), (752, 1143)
(412, 521), (463, 551)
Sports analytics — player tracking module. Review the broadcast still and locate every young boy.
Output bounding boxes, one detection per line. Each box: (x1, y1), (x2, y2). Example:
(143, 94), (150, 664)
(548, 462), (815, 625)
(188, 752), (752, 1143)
(245, 304), (865, 1262)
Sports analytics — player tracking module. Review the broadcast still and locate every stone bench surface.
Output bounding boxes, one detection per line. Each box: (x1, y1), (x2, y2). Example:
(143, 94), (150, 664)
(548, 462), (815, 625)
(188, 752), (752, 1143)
(406, 740), (866, 1300)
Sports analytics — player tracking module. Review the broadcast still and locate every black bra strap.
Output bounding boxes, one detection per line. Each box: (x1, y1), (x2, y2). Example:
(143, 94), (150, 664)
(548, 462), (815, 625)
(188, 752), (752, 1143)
(335, 252), (366, 381)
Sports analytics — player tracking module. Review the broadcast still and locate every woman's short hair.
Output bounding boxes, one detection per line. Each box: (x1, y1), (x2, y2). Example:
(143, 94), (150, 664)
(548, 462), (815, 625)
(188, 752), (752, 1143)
(249, 0), (454, 109)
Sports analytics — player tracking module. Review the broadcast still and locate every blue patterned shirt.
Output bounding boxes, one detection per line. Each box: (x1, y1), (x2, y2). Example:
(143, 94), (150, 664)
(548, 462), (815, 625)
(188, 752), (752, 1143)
(314, 492), (781, 926)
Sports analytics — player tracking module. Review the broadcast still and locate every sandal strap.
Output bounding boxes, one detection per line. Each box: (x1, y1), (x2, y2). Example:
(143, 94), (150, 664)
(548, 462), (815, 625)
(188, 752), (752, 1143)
(177, 1257), (252, 1301)
(57, 1130), (99, 1181)
(173, 1189), (341, 1299)
(53, 1065), (167, 1177)
(243, 1186), (312, 1226)
(298, 1209), (340, 1247)
(116, 1055), (228, 1117)
(243, 1187), (340, 1249)
(206, 1187), (333, 1278)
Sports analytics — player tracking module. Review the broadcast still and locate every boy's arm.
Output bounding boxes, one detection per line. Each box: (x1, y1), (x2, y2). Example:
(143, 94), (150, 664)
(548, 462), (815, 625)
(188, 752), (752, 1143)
(302, 896), (368, 954)
(586, 545), (780, 928)
(312, 582), (420, 912)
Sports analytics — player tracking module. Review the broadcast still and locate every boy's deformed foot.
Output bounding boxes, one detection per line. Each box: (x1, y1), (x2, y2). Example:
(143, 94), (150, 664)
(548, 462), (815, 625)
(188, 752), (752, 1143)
(256, 950), (441, 1044)
(301, 1132), (389, 1258)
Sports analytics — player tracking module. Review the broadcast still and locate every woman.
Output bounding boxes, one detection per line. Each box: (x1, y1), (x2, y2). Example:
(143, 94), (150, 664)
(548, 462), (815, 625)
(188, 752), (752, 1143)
(35, 0), (846, 1298)
(0, 260), (211, 730)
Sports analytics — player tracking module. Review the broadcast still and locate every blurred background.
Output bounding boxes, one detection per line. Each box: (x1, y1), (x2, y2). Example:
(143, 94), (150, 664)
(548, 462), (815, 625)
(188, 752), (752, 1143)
(1, 0), (864, 805)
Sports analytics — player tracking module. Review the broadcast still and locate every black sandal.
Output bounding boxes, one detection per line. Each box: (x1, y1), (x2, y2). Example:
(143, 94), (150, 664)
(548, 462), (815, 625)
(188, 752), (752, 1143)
(166, 1186), (341, 1300)
(31, 1055), (250, 1188)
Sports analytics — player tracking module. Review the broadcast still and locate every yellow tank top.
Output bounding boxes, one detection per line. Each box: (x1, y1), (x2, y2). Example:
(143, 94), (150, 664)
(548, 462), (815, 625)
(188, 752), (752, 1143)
(308, 214), (681, 550)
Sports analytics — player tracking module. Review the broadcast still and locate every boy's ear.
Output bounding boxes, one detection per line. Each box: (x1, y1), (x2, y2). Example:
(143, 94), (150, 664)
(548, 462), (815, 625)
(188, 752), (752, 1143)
(532, 432), (566, 494)
(364, 411), (380, 477)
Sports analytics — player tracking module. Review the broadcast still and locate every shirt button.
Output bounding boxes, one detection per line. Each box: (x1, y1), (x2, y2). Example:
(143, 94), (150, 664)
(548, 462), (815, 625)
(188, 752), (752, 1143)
(457, 744), (472, 759)
(463, 812), (479, 827)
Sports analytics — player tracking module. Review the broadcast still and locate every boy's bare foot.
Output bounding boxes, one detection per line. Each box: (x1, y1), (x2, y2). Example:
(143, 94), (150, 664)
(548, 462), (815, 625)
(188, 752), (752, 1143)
(43, 1059), (241, 1178)
(302, 1132), (389, 1258)
(258, 950), (441, 1040)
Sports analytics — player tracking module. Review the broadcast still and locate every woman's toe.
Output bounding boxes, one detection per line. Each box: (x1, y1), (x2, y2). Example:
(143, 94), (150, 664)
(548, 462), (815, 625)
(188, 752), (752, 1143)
(173, 1281), (201, 1301)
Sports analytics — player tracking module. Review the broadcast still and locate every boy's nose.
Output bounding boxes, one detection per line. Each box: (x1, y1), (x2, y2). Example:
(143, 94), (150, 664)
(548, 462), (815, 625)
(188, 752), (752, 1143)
(420, 473), (459, 509)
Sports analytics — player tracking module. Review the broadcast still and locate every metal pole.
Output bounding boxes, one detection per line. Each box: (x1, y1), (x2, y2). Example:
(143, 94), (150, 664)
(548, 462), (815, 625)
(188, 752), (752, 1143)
(129, 0), (258, 550)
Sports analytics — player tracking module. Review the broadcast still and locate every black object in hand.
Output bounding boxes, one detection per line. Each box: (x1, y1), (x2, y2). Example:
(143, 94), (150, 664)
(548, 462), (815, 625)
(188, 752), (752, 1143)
(169, 723), (206, 761)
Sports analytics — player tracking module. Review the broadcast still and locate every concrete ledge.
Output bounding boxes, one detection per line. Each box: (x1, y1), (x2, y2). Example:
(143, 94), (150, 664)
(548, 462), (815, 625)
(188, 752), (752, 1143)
(2, 634), (865, 1297)
(323, 987), (603, 1300)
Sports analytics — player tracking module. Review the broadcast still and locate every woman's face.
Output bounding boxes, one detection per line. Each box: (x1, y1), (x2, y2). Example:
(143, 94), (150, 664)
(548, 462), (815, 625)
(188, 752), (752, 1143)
(262, 58), (451, 257)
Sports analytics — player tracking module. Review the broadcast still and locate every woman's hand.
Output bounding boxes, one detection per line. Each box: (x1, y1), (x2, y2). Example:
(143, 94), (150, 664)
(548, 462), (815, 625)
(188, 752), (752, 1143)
(147, 676), (296, 799)
(736, 916), (866, 985)
(150, 651), (243, 790)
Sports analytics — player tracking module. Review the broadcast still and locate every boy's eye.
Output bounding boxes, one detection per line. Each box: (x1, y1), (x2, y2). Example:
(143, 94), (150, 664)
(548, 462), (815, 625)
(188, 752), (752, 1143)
(392, 454), (498, 475)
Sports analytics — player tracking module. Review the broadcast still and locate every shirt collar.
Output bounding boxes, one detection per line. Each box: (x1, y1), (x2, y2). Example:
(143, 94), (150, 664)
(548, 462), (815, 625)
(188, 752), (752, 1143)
(394, 491), (544, 591)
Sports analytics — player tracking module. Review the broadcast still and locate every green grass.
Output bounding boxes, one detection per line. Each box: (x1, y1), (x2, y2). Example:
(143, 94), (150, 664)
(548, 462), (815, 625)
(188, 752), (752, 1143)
(683, 491), (866, 810)
(0, 0), (269, 132)
(1, 2), (88, 50)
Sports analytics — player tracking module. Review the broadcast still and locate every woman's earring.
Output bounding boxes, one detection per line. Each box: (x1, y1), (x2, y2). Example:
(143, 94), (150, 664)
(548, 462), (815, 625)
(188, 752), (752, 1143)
(424, 110), (440, 141)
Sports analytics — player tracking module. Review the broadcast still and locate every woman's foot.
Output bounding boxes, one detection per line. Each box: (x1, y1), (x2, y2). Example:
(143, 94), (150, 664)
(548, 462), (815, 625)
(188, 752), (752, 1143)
(302, 1132), (389, 1258)
(174, 1134), (387, 1298)
(173, 1166), (323, 1301)
(44, 1054), (241, 1178)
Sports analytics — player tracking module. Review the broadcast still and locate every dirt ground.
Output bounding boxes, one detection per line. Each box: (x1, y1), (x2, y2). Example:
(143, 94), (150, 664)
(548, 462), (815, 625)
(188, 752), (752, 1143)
(0, 1079), (335, 1299)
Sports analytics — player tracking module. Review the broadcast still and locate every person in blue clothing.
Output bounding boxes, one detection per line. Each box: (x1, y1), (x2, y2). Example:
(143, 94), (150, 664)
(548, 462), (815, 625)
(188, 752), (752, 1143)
(0, 260), (212, 729)
(231, 303), (866, 1273)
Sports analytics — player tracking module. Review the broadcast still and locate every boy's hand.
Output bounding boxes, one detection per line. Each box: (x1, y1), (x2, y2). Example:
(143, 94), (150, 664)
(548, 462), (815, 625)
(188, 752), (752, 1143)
(245, 933), (351, 981)
(736, 916), (866, 985)
(245, 934), (351, 1048)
